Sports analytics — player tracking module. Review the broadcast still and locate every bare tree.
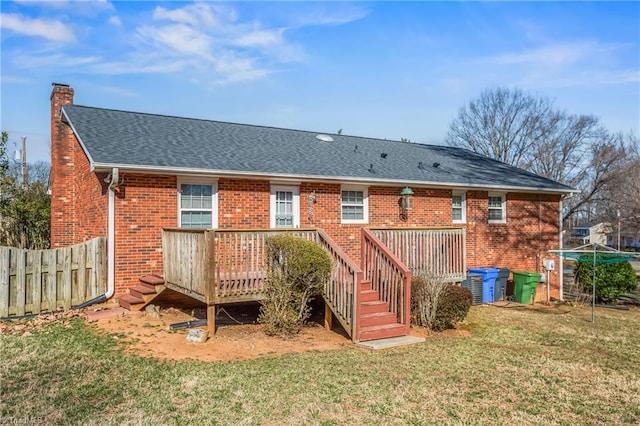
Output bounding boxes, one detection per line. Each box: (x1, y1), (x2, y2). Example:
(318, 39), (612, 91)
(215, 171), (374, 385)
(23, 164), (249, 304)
(524, 113), (599, 185)
(562, 133), (630, 223)
(446, 87), (634, 230)
(594, 133), (640, 240)
(446, 87), (554, 168)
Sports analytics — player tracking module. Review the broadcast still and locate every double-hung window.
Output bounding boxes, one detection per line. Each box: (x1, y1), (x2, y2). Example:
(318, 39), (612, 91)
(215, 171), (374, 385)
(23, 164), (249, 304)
(270, 185), (300, 228)
(178, 180), (218, 228)
(341, 186), (368, 224)
(452, 191), (466, 224)
(488, 192), (506, 224)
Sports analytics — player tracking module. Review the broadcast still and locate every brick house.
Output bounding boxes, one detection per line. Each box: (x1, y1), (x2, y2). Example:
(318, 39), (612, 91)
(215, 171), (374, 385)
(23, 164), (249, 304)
(50, 83), (573, 341)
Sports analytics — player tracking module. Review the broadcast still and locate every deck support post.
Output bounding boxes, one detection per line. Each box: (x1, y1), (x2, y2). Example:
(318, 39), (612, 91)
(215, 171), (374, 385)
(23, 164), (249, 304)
(324, 301), (333, 331)
(207, 304), (216, 337)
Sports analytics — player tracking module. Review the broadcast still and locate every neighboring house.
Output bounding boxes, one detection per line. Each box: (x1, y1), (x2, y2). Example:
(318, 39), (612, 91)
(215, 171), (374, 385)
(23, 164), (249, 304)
(606, 234), (640, 250)
(569, 222), (611, 246)
(50, 84), (574, 340)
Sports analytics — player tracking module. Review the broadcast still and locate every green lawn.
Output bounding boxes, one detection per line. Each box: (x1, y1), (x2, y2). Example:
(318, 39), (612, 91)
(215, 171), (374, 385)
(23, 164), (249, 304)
(2, 304), (639, 425)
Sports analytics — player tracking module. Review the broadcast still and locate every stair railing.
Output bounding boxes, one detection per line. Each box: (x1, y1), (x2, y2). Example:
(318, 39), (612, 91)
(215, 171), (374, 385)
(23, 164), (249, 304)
(361, 228), (412, 335)
(316, 229), (361, 341)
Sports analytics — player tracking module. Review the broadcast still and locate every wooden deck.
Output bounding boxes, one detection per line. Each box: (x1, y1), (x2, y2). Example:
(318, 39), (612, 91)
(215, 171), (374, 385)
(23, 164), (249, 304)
(161, 227), (466, 342)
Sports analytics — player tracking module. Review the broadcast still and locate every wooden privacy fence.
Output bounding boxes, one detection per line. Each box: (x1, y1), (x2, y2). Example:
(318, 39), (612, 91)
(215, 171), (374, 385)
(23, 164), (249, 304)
(371, 227), (466, 282)
(0, 237), (107, 317)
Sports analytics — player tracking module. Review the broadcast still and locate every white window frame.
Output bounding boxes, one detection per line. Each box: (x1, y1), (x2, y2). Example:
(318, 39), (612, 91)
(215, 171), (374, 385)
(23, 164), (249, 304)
(452, 191), (466, 224)
(488, 192), (506, 224)
(341, 186), (369, 224)
(270, 185), (300, 228)
(177, 177), (218, 228)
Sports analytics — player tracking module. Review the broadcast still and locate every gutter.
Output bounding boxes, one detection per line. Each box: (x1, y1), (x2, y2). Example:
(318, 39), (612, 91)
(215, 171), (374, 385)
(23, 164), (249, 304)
(89, 162), (577, 195)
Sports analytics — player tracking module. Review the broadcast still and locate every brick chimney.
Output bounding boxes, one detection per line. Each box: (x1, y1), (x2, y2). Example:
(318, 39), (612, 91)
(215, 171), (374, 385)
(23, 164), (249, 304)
(50, 83), (75, 247)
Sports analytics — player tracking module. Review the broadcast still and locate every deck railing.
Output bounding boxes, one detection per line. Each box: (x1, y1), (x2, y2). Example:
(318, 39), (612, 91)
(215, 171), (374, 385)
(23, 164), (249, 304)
(371, 227), (466, 282)
(162, 229), (211, 302)
(212, 229), (317, 301)
(163, 228), (360, 339)
(361, 228), (411, 335)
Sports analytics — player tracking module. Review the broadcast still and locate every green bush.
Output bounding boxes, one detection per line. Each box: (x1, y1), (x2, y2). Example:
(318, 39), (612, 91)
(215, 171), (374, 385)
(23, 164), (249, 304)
(575, 259), (637, 300)
(258, 235), (332, 336)
(432, 284), (473, 331)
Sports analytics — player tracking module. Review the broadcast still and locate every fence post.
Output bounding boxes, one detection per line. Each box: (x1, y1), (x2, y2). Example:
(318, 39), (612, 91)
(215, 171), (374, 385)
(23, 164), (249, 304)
(0, 248), (10, 317)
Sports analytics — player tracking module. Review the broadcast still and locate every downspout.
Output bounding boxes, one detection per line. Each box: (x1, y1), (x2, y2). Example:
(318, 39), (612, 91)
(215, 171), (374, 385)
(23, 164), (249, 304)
(106, 167), (119, 300)
(75, 167), (119, 307)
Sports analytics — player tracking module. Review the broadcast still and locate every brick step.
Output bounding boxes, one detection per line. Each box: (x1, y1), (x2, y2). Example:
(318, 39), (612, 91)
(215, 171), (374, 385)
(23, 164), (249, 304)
(360, 300), (389, 315)
(360, 289), (380, 303)
(118, 293), (145, 311)
(360, 311), (398, 328)
(359, 323), (406, 342)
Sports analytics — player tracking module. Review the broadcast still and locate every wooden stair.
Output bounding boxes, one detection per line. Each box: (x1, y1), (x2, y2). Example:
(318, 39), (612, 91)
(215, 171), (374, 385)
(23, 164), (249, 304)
(118, 275), (166, 311)
(358, 280), (406, 342)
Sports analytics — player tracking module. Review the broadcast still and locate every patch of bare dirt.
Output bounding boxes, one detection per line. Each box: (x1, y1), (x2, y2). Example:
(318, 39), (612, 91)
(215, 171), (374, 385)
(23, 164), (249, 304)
(90, 305), (354, 362)
(2, 302), (472, 362)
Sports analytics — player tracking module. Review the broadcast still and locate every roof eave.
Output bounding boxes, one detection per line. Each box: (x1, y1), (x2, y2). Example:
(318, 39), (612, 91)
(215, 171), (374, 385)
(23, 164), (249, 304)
(90, 162), (576, 195)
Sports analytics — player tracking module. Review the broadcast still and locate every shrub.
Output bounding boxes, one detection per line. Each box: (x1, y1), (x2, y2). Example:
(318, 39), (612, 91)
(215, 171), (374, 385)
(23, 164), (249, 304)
(433, 285), (473, 331)
(575, 258), (637, 301)
(411, 272), (448, 329)
(258, 235), (332, 336)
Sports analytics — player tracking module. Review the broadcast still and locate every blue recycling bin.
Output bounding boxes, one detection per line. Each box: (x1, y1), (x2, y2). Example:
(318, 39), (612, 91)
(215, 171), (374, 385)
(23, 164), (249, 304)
(468, 267), (499, 303)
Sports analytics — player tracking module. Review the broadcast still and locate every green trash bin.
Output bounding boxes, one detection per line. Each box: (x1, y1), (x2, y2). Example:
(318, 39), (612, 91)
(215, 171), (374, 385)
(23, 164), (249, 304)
(513, 271), (542, 304)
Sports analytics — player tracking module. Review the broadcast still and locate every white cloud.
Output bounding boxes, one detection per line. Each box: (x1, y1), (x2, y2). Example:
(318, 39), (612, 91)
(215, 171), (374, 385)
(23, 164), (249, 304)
(11, 52), (100, 69)
(234, 28), (285, 47)
(0, 75), (33, 84)
(492, 42), (598, 67)
(99, 86), (138, 97)
(481, 41), (638, 89)
(0, 13), (75, 42)
(152, 2), (224, 27)
(2, 2), (362, 86)
(291, 6), (369, 27)
(13, 0), (115, 15)
(108, 15), (122, 28)
(137, 24), (213, 58)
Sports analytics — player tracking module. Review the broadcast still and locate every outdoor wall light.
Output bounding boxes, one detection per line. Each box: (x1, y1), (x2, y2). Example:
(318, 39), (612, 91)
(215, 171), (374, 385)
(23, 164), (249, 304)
(400, 186), (414, 211)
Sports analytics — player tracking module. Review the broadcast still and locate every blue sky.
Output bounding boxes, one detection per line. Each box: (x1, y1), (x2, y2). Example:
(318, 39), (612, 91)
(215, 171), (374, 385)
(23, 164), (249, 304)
(1, 1), (639, 163)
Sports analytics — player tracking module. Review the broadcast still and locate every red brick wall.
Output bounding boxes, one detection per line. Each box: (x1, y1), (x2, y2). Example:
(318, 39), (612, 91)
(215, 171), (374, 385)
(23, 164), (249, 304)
(218, 179), (270, 228)
(112, 174), (177, 294)
(50, 90), (561, 300)
(466, 191), (561, 300)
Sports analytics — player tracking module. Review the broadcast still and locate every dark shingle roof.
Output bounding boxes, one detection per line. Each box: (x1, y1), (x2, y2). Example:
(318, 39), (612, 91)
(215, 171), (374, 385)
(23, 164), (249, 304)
(62, 105), (573, 193)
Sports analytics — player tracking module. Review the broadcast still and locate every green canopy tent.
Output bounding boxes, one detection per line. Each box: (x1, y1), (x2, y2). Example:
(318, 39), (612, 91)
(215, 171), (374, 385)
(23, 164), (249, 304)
(550, 243), (639, 322)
